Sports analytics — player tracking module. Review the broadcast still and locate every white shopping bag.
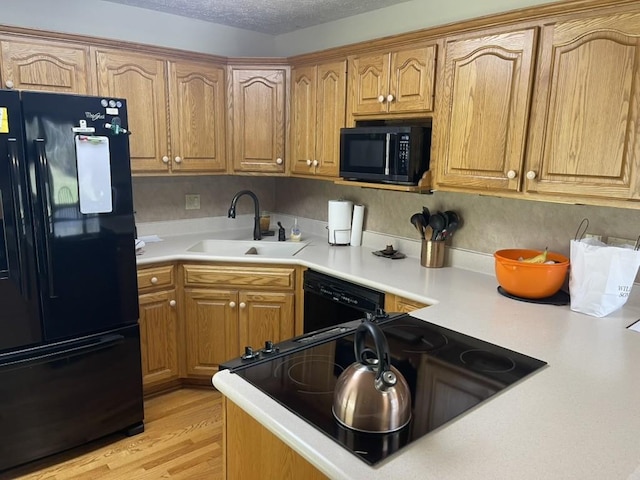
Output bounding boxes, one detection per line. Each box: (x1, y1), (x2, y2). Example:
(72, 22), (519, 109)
(569, 237), (640, 317)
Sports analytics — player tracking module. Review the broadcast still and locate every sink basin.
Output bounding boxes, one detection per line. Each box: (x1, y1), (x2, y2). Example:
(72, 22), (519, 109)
(187, 239), (308, 258)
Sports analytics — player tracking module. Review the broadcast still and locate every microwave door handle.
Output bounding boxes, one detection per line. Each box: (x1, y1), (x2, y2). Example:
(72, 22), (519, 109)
(385, 133), (391, 175)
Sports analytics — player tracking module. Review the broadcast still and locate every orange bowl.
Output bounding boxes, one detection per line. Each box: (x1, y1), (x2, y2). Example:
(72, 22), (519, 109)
(494, 249), (570, 299)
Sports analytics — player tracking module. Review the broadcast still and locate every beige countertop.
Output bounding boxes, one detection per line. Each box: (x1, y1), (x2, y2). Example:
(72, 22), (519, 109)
(136, 216), (640, 480)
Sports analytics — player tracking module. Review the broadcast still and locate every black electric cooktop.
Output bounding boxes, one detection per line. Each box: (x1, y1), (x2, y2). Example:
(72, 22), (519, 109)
(222, 313), (546, 466)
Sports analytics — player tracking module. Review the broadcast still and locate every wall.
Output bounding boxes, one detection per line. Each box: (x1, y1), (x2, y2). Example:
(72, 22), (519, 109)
(273, 178), (639, 258)
(136, 175), (640, 259)
(3, 0), (558, 58)
(274, 0), (558, 56)
(0, 0), (274, 57)
(132, 176), (276, 223)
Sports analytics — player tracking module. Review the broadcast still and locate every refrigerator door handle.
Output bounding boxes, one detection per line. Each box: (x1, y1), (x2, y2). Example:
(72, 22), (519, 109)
(34, 139), (56, 298)
(1, 333), (124, 371)
(7, 139), (28, 297)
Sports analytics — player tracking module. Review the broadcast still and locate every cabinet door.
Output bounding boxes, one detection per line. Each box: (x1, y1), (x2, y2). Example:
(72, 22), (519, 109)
(93, 49), (169, 173)
(0, 37), (90, 94)
(230, 68), (287, 173)
(348, 52), (389, 115)
(388, 44), (436, 114)
(291, 65), (317, 175)
(138, 289), (179, 390)
(168, 60), (226, 173)
(526, 12), (640, 199)
(314, 60), (347, 177)
(435, 29), (536, 192)
(226, 399), (328, 480)
(183, 288), (239, 378)
(238, 291), (294, 351)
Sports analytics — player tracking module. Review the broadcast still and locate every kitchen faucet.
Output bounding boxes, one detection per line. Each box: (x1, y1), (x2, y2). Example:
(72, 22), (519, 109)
(227, 190), (262, 240)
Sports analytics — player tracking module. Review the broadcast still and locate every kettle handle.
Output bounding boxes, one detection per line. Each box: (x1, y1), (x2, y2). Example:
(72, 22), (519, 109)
(354, 321), (392, 383)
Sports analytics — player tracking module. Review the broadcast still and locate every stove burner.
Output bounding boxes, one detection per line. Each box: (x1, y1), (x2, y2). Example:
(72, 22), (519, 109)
(383, 323), (448, 353)
(230, 314), (547, 466)
(274, 354), (342, 395)
(460, 349), (516, 374)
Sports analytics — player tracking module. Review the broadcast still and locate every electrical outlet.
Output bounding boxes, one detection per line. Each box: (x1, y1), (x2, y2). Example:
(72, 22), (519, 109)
(185, 194), (200, 210)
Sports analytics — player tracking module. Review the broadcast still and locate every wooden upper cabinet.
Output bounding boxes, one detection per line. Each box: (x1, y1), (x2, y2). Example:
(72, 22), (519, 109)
(291, 60), (346, 178)
(168, 61), (226, 173)
(525, 11), (640, 200)
(434, 29), (536, 192)
(0, 37), (90, 94)
(291, 65), (316, 176)
(348, 43), (436, 117)
(229, 67), (287, 174)
(92, 48), (169, 174)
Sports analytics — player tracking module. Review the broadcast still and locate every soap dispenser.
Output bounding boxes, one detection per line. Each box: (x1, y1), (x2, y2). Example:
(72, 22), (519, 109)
(290, 218), (301, 242)
(277, 222), (286, 241)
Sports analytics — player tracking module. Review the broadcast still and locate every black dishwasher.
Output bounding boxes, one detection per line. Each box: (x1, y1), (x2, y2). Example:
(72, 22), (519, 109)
(303, 269), (385, 333)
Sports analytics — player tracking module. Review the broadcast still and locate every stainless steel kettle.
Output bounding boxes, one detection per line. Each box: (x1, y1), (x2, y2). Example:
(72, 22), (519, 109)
(332, 320), (411, 433)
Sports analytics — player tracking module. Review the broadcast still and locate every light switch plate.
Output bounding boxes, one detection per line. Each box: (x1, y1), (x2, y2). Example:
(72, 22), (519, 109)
(185, 194), (200, 210)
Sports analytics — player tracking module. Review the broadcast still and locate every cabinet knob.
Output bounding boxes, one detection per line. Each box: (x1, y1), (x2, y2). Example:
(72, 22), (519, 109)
(161, 156), (170, 164)
(150, 276), (158, 285)
(169, 300), (176, 307)
(174, 156), (182, 163)
(378, 95), (385, 103)
(5, 80), (14, 89)
(386, 94), (395, 103)
(507, 170), (517, 179)
(312, 159), (319, 167)
(526, 171), (537, 180)
(239, 302), (247, 309)
(229, 301), (236, 308)
(306, 159), (312, 166)
(276, 157), (283, 165)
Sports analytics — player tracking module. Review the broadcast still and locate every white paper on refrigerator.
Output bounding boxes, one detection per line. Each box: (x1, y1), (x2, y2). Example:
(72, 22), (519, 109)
(75, 135), (113, 214)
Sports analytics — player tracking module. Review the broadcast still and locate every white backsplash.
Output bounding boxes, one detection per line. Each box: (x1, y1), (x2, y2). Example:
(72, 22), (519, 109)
(137, 214), (496, 275)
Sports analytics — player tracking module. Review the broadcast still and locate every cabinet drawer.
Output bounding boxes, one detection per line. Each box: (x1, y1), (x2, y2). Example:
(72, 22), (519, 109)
(137, 265), (175, 292)
(182, 264), (296, 290)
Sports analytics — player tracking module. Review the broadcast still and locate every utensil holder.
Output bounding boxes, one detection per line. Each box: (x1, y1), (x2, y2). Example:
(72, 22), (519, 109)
(421, 240), (445, 268)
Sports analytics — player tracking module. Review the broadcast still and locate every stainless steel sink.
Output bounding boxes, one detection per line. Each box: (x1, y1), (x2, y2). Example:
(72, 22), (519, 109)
(187, 239), (308, 257)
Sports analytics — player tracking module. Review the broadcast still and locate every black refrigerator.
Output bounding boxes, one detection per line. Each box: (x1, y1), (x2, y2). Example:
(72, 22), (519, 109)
(0, 90), (144, 472)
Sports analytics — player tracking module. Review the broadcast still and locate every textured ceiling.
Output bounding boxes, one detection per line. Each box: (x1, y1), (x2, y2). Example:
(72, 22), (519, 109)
(101, 0), (412, 35)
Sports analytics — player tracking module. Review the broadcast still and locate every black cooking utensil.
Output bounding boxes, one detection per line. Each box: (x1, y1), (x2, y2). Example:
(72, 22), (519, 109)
(410, 213), (425, 239)
(428, 212), (446, 241)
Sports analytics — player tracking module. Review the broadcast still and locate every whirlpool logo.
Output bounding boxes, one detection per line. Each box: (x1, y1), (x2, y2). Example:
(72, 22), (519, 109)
(85, 112), (105, 121)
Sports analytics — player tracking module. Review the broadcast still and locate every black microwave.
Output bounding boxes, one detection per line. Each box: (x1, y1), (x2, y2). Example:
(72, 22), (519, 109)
(339, 126), (431, 185)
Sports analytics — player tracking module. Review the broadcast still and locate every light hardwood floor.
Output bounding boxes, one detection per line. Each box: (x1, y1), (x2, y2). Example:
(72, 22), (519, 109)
(0, 388), (224, 480)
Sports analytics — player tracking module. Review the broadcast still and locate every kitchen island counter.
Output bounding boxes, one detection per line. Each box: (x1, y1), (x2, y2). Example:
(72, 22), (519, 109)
(137, 217), (640, 479)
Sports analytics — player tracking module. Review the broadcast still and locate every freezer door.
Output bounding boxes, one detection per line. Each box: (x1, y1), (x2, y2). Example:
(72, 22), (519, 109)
(20, 92), (139, 341)
(0, 90), (42, 352)
(0, 324), (144, 471)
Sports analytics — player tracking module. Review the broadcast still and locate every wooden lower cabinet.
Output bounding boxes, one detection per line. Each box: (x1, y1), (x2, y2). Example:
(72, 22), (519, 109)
(137, 265), (180, 394)
(182, 264), (296, 380)
(385, 293), (429, 313)
(225, 398), (328, 480)
(183, 288), (238, 378)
